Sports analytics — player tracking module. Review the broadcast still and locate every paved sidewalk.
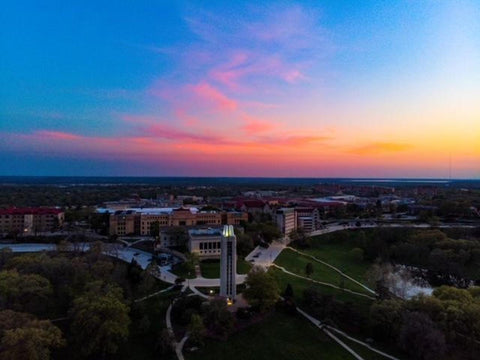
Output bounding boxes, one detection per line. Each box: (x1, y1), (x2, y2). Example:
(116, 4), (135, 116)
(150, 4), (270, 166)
(245, 241), (285, 269)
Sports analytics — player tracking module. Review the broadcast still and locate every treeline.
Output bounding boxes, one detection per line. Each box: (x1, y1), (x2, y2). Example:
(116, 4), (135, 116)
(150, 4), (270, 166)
(298, 284), (480, 360)
(370, 286), (480, 360)
(0, 246), (166, 359)
(0, 183), (293, 208)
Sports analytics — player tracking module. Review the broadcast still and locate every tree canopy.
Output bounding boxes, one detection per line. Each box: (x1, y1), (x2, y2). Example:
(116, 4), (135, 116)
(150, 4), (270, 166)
(243, 266), (280, 312)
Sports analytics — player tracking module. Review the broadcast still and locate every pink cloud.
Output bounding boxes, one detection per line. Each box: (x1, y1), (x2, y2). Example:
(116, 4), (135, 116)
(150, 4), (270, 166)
(174, 108), (200, 126)
(209, 51), (308, 92)
(143, 123), (223, 143)
(34, 130), (82, 140)
(258, 135), (331, 146)
(189, 82), (237, 111)
(284, 69), (307, 83)
(241, 114), (277, 135)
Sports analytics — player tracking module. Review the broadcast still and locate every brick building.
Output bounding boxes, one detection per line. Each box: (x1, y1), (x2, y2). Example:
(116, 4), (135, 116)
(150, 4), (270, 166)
(0, 208), (64, 235)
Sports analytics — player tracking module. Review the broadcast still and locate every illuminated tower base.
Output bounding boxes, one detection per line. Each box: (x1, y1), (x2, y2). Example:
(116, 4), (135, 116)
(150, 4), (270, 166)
(220, 225), (237, 301)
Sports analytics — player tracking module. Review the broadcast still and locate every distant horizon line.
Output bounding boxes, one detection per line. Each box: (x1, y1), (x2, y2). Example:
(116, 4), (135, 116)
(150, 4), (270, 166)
(0, 175), (479, 181)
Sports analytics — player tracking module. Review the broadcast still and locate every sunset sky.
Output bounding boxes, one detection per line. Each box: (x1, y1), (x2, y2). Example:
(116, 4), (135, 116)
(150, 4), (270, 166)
(1, 1), (479, 178)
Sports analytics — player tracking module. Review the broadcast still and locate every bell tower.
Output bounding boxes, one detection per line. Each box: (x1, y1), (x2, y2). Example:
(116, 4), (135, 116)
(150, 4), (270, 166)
(220, 225), (237, 301)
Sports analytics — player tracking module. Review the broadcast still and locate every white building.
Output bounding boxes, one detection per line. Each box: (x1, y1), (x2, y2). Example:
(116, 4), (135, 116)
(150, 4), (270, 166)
(274, 208), (296, 243)
(187, 228), (222, 259)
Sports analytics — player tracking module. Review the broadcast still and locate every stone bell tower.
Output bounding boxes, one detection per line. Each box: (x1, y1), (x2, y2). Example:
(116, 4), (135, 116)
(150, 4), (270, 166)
(220, 225), (237, 300)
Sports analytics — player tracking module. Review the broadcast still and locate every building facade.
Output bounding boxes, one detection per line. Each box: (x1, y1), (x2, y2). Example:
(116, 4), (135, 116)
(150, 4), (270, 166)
(0, 208), (64, 235)
(108, 207), (247, 236)
(187, 228), (222, 259)
(274, 208), (296, 242)
(294, 207), (321, 233)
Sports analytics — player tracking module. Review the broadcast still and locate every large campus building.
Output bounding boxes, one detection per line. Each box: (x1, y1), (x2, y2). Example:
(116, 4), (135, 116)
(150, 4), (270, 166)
(187, 228), (222, 259)
(108, 207), (248, 236)
(0, 208), (65, 235)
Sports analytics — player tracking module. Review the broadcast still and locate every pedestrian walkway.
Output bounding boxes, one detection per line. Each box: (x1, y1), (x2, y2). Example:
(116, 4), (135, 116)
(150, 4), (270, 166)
(245, 240), (285, 268)
(271, 263), (375, 300)
(286, 246), (376, 295)
(134, 285), (175, 302)
(296, 306), (400, 360)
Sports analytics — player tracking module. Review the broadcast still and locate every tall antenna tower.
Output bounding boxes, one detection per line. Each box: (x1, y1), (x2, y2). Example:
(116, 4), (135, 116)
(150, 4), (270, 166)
(448, 152), (452, 180)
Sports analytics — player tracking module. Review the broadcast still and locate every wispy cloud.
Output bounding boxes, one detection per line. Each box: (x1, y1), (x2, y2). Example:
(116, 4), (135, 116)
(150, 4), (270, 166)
(32, 130), (82, 140)
(349, 142), (413, 155)
(189, 82), (237, 111)
(240, 114), (277, 135)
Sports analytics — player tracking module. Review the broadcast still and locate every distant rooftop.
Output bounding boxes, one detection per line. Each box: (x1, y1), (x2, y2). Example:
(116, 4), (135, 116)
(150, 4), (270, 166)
(97, 207), (199, 215)
(188, 228), (222, 237)
(0, 207), (63, 215)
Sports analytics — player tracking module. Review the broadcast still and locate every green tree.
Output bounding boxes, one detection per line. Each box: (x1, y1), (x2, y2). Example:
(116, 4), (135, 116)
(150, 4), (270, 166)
(433, 286), (473, 304)
(0, 247), (13, 268)
(369, 299), (404, 341)
(243, 266), (279, 312)
(155, 328), (174, 356)
(69, 282), (130, 358)
(258, 222), (281, 243)
(236, 232), (254, 256)
(289, 228), (308, 247)
(149, 221), (160, 237)
(188, 313), (206, 346)
(284, 283), (294, 299)
(398, 311), (446, 360)
(202, 298), (234, 338)
(0, 310), (64, 360)
(305, 262), (314, 277)
(0, 270), (52, 315)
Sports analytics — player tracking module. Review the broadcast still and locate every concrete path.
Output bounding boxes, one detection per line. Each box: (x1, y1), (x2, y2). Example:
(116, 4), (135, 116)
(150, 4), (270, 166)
(327, 326), (400, 360)
(134, 285), (175, 303)
(296, 305), (400, 360)
(166, 285), (189, 360)
(286, 247), (376, 295)
(272, 264), (375, 300)
(296, 307), (364, 360)
(245, 240), (285, 268)
(188, 274), (247, 287)
(188, 285), (209, 299)
(176, 334), (189, 360)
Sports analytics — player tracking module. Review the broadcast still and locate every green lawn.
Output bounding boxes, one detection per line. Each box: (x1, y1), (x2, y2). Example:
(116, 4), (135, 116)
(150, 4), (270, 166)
(171, 262), (196, 279)
(186, 311), (354, 360)
(270, 267), (373, 311)
(339, 335), (408, 360)
(302, 233), (372, 284)
(274, 249), (371, 295)
(200, 259), (252, 278)
(338, 336), (389, 360)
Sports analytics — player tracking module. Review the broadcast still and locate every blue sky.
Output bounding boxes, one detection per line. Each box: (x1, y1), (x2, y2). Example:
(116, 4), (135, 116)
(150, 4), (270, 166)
(1, 1), (479, 177)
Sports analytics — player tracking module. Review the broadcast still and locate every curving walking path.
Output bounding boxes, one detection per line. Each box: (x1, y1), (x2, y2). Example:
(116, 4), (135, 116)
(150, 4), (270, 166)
(327, 326), (400, 360)
(134, 285), (175, 303)
(297, 307), (364, 360)
(296, 305), (400, 360)
(166, 285), (188, 360)
(272, 264), (375, 300)
(286, 246), (376, 295)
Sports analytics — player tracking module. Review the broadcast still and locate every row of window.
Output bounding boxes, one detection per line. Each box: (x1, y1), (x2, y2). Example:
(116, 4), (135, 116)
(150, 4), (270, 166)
(199, 241), (221, 250)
